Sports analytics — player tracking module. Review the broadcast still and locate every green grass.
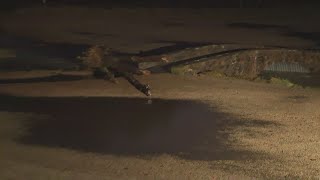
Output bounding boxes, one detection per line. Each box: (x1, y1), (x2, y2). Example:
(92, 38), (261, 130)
(269, 77), (297, 88)
(170, 65), (194, 75)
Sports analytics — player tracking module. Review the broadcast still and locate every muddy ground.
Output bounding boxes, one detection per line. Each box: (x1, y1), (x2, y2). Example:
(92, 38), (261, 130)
(0, 6), (320, 179)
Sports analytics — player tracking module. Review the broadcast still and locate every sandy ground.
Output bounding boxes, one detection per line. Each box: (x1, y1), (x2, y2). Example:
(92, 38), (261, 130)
(0, 6), (320, 180)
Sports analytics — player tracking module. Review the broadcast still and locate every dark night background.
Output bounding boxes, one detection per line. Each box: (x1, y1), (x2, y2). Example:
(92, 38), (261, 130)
(2, 0), (320, 8)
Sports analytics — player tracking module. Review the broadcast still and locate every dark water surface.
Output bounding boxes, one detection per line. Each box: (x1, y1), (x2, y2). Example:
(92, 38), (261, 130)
(0, 95), (275, 160)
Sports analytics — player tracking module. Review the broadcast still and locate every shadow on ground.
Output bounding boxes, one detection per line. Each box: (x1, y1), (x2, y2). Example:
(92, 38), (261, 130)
(138, 40), (212, 56)
(0, 30), (216, 71)
(0, 74), (89, 84)
(227, 22), (320, 47)
(0, 32), (89, 70)
(0, 94), (277, 161)
(227, 22), (288, 31)
(71, 31), (116, 38)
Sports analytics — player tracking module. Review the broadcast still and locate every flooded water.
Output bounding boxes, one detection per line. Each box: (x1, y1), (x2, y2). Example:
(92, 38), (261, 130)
(0, 95), (273, 160)
(0, 95), (259, 160)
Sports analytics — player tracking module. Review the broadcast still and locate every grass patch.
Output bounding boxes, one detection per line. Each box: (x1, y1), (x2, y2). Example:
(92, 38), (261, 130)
(268, 77), (297, 88)
(170, 65), (194, 75)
